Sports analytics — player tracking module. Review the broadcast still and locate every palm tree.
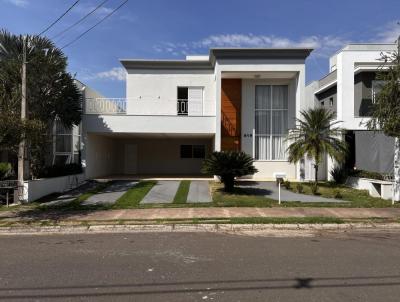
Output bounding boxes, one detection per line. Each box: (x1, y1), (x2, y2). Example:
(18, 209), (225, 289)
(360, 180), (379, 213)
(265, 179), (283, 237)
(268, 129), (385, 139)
(202, 151), (258, 192)
(0, 29), (82, 177)
(286, 108), (347, 186)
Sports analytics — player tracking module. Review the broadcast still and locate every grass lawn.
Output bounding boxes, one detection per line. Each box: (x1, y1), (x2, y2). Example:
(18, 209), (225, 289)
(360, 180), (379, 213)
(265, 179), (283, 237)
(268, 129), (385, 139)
(112, 181), (156, 209)
(173, 180), (191, 204)
(283, 182), (399, 208)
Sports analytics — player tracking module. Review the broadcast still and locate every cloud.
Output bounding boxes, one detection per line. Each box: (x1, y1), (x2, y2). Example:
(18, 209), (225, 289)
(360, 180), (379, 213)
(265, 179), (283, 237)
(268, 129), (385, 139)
(155, 33), (350, 58)
(82, 67), (126, 81)
(3, 0), (28, 8)
(375, 21), (400, 43)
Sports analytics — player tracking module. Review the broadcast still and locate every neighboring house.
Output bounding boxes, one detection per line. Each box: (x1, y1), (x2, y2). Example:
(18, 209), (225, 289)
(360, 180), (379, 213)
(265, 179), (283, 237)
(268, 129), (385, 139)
(82, 48), (313, 180)
(306, 43), (397, 180)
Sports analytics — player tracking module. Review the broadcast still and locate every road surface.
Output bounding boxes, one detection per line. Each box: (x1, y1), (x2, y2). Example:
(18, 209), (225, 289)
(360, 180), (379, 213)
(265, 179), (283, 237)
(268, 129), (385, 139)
(0, 230), (400, 301)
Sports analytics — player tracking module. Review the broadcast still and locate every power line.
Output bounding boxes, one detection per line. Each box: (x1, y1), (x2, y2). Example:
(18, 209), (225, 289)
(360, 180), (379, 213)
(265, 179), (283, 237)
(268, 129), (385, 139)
(51, 0), (110, 41)
(61, 0), (128, 50)
(38, 0), (80, 36)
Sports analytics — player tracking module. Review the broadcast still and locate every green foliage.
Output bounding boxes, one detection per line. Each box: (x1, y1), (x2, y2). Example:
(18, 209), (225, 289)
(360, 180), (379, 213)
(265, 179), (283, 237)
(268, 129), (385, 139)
(366, 50), (400, 137)
(38, 163), (82, 178)
(348, 169), (385, 181)
(283, 180), (291, 190)
(286, 107), (348, 186)
(334, 190), (343, 199)
(330, 166), (349, 184)
(311, 183), (319, 195)
(0, 29), (82, 176)
(202, 151), (258, 192)
(296, 183), (304, 193)
(0, 162), (13, 180)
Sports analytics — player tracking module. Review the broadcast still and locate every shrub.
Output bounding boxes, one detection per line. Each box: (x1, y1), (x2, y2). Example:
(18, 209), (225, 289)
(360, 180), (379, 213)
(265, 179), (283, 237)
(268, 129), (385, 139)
(38, 163), (82, 178)
(201, 151), (258, 192)
(296, 183), (304, 193)
(0, 162), (13, 180)
(330, 166), (348, 184)
(348, 169), (385, 181)
(334, 189), (343, 199)
(283, 180), (291, 190)
(311, 183), (319, 195)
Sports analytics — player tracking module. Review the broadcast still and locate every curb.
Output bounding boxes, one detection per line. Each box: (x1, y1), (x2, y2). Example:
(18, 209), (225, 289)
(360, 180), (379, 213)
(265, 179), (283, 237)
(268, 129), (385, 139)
(1, 223), (400, 235)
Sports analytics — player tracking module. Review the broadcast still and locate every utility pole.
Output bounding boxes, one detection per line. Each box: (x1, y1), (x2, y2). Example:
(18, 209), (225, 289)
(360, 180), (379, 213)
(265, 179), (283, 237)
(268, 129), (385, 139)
(18, 36), (27, 202)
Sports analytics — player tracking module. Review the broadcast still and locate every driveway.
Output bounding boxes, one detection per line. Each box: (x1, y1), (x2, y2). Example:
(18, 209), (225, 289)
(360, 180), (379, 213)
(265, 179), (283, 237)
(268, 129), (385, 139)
(237, 181), (347, 203)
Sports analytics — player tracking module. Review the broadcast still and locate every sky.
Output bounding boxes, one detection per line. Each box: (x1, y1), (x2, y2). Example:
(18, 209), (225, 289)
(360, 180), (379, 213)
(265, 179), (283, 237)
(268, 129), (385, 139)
(1, 0), (400, 98)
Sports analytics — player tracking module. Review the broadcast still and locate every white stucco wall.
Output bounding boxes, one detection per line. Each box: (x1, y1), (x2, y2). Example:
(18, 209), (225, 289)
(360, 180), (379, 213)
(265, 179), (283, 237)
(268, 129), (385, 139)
(85, 134), (120, 178)
(125, 69), (216, 116)
(336, 45), (396, 130)
(25, 173), (85, 202)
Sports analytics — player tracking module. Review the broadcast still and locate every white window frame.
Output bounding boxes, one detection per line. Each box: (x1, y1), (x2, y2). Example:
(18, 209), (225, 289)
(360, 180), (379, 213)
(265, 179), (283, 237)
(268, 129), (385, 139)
(254, 85), (289, 161)
(53, 121), (81, 165)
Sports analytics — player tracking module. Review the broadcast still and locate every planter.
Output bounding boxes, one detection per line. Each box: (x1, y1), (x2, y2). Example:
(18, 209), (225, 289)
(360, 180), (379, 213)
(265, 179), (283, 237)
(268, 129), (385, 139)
(23, 173), (86, 202)
(346, 176), (393, 200)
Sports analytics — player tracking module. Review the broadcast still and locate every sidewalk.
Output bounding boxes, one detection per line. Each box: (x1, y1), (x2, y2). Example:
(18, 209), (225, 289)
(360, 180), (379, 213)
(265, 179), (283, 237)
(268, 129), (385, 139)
(68, 207), (400, 221)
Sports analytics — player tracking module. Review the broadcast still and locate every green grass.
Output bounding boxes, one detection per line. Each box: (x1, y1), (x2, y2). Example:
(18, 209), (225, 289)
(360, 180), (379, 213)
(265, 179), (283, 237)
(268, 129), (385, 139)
(173, 180), (191, 204)
(112, 181), (156, 209)
(284, 182), (399, 208)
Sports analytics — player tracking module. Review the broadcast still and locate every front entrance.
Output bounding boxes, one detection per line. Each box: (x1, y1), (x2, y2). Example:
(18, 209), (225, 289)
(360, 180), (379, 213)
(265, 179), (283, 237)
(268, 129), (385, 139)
(124, 144), (138, 174)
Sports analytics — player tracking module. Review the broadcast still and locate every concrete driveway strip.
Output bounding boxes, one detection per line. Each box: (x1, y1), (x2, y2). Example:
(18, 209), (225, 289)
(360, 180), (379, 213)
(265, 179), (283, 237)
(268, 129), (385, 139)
(82, 181), (138, 206)
(187, 181), (212, 203)
(141, 181), (180, 204)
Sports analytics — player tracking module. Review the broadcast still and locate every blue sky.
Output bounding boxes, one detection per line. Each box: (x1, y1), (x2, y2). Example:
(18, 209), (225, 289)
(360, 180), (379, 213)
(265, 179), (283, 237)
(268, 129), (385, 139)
(1, 0), (400, 98)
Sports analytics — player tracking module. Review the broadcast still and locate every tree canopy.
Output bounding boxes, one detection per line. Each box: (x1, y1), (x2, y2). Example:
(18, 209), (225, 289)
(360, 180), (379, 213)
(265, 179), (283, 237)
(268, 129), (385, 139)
(286, 107), (347, 185)
(366, 50), (400, 137)
(0, 29), (82, 174)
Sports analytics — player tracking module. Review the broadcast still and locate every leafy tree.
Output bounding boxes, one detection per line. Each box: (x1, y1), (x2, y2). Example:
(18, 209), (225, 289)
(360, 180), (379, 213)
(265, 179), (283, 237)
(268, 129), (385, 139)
(202, 151), (258, 192)
(0, 29), (82, 178)
(366, 43), (400, 202)
(286, 108), (347, 187)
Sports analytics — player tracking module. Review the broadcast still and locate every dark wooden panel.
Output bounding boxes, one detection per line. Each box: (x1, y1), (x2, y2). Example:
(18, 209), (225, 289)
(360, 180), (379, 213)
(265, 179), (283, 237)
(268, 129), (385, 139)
(221, 79), (241, 151)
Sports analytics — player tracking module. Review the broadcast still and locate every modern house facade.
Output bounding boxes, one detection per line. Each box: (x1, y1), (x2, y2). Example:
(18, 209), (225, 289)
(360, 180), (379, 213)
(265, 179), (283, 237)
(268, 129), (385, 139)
(82, 48), (313, 180)
(306, 43), (397, 180)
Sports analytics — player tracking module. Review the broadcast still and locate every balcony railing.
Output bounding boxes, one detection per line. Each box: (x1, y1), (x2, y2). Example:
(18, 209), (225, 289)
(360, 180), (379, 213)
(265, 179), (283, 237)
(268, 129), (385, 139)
(84, 98), (216, 116)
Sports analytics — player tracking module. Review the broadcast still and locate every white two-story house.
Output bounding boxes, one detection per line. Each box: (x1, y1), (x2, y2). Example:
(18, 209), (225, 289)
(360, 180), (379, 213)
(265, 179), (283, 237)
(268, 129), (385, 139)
(82, 48), (313, 180)
(306, 43), (397, 180)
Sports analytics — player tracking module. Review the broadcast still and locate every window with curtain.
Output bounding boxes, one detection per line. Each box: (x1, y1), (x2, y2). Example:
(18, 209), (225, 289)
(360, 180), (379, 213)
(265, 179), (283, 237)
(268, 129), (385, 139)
(255, 85), (288, 160)
(54, 120), (81, 165)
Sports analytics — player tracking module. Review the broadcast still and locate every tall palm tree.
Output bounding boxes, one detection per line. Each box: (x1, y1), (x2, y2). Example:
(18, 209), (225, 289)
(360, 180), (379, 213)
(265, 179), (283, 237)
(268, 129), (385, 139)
(286, 108), (347, 186)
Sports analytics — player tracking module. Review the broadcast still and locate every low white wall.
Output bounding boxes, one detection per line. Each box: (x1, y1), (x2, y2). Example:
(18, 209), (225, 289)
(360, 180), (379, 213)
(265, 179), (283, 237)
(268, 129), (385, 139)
(241, 161), (297, 180)
(346, 176), (393, 200)
(25, 173), (85, 202)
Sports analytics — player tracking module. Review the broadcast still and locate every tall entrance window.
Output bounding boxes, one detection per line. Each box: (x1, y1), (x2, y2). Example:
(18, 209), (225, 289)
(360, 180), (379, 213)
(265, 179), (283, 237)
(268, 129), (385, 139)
(177, 87), (188, 115)
(255, 85), (288, 160)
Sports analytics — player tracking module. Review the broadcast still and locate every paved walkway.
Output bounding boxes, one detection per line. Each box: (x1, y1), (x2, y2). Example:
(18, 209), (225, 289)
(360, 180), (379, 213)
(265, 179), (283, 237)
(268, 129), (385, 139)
(187, 181), (212, 203)
(70, 207), (400, 221)
(40, 181), (98, 207)
(141, 181), (180, 204)
(82, 181), (137, 206)
(238, 181), (346, 203)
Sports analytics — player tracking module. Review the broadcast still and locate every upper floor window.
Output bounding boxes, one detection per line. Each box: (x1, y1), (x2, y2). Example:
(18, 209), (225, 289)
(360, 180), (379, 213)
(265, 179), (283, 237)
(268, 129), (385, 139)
(54, 120), (81, 165)
(254, 85), (288, 160)
(177, 87), (204, 116)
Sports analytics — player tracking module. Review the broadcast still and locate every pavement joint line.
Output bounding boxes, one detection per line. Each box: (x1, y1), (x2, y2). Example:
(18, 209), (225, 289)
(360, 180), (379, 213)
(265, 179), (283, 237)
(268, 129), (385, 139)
(1, 223), (400, 235)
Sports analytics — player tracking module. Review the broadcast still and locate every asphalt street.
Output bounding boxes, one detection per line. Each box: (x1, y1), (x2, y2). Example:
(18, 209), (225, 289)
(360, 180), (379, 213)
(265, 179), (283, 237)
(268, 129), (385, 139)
(1, 230), (400, 301)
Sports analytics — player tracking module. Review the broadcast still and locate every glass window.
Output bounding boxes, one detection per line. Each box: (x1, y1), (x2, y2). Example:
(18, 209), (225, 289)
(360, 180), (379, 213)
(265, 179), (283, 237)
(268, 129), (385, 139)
(255, 85), (288, 160)
(180, 145), (192, 158)
(193, 145), (205, 158)
(56, 135), (72, 153)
